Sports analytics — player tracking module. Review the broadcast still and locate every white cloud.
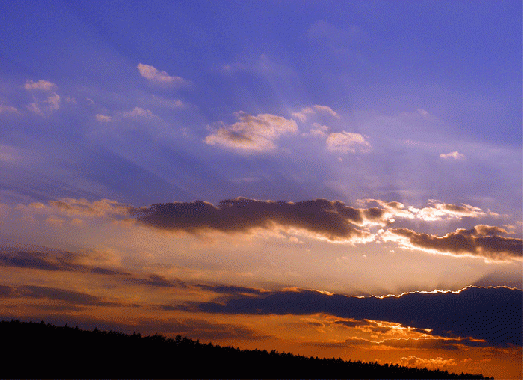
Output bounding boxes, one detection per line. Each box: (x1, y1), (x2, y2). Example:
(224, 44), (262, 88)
(0, 105), (18, 114)
(27, 93), (61, 116)
(303, 123), (329, 137)
(46, 93), (60, 109)
(96, 114), (113, 123)
(362, 198), (491, 222)
(440, 151), (465, 160)
(326, 132), (371, 154)
(122, 107), (157, 119)
(313, 105), (339, 118)
(205, 112), (298, 153)
(24, 79), (57, 91)
(292, 105), (339, 122)
(137, 63), (189, 87)
(0, 145), (21, 163)
(150, 96), (186, 109)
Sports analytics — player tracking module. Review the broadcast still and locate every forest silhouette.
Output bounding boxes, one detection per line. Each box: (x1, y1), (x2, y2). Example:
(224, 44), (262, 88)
(1, 319), (491, 379)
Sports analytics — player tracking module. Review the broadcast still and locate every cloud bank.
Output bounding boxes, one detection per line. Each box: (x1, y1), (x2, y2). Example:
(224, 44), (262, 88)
(132, 197), (386, 241)
(387, 226), (522, 260)
(184, 286), (522, 347)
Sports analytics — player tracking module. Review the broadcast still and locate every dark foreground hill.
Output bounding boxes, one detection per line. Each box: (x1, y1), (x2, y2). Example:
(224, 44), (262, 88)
(1, 320), (490, 379)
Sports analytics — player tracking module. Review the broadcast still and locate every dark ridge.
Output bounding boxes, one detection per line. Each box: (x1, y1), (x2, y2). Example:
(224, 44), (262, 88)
(1, 319), (491, 379)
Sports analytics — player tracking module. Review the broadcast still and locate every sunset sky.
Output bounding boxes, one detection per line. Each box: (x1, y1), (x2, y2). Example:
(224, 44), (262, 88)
(0, 1), (521, 378)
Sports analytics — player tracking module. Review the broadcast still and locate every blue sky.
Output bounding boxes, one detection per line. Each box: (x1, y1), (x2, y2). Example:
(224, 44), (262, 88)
(1, 0), (521, 209)
(0, 1), (521, 377)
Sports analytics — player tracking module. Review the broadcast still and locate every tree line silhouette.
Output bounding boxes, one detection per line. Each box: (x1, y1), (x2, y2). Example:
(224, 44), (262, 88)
(1, 319), (491, 379)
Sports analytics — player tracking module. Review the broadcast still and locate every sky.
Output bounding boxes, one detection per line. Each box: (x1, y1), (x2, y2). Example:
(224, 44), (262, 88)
(0, 0), (521, 378)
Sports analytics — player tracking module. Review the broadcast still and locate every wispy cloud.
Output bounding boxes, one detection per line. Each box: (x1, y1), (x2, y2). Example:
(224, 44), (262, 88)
(0, 105), (18, 114)
(122, 106), (158, 119)
(27, 93), (60, 116)
(205, 112), (298, 153)
(362, 199), (491, 222)
(0, 145), (22, 163)
(292, 105), (339, 122)
(95, 114), (112, 122)
(137, 63), (190, 87)
(24, 79), (60, 116)
(440, 151), (465, 160)
(326, 132), (371, 154)
(24, 80), (57, 91)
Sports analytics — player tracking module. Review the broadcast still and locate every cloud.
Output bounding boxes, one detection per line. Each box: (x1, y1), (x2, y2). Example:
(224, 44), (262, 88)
(145, 95), (187, 109)
(0, 105), (18, 114)
(0, 245), (186, 289)
(137, 63), (190, 87)
(399, 356), (457, 369)
(205, 112), (298, 153)
(17, 285), (112, 306)
(40, 198), (133, 218)
(0, 145), (22, 163)
(27, 93), (61, 116)
(326, 132), (371, 154)
(292, 105), (339, 122)
(184, 286), (522, 347)
(124, 274), (186, 289)
(24, 80), (57, 91)
(386, 225), (522, 260)
(362, 199), (491, 222)
(96, 114), (113, 122)
(24, 80), (60, 116)
(440, 151), (465, 160)
(302, 123), (329, 138)
(132, 197), (386, 241)
(413, 202), (488, 221)
(122, 107), (158, 119)
(0, 283), (115, 307)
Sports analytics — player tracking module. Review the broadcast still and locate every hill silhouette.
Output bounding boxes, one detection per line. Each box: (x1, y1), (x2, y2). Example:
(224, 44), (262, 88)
(1, 319), (491, 379)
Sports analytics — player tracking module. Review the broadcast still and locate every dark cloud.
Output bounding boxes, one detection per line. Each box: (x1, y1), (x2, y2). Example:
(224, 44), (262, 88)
(380, 337), (489, 350)
(311, 336), (487, 350)
(197, 284), (265, 295)
(334, 319), (376, 328)
(390, 225), (522, 259)
(183, 286), (522, 347)
(473, 272), (522, 289)
(0, 285), (15, 297)
(132, 198), (386, 240)
(124, 274), (186, 288)
(18, 285), (114, 306)
(0, 248), (79, 272)
(0, 246), (185, 289)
